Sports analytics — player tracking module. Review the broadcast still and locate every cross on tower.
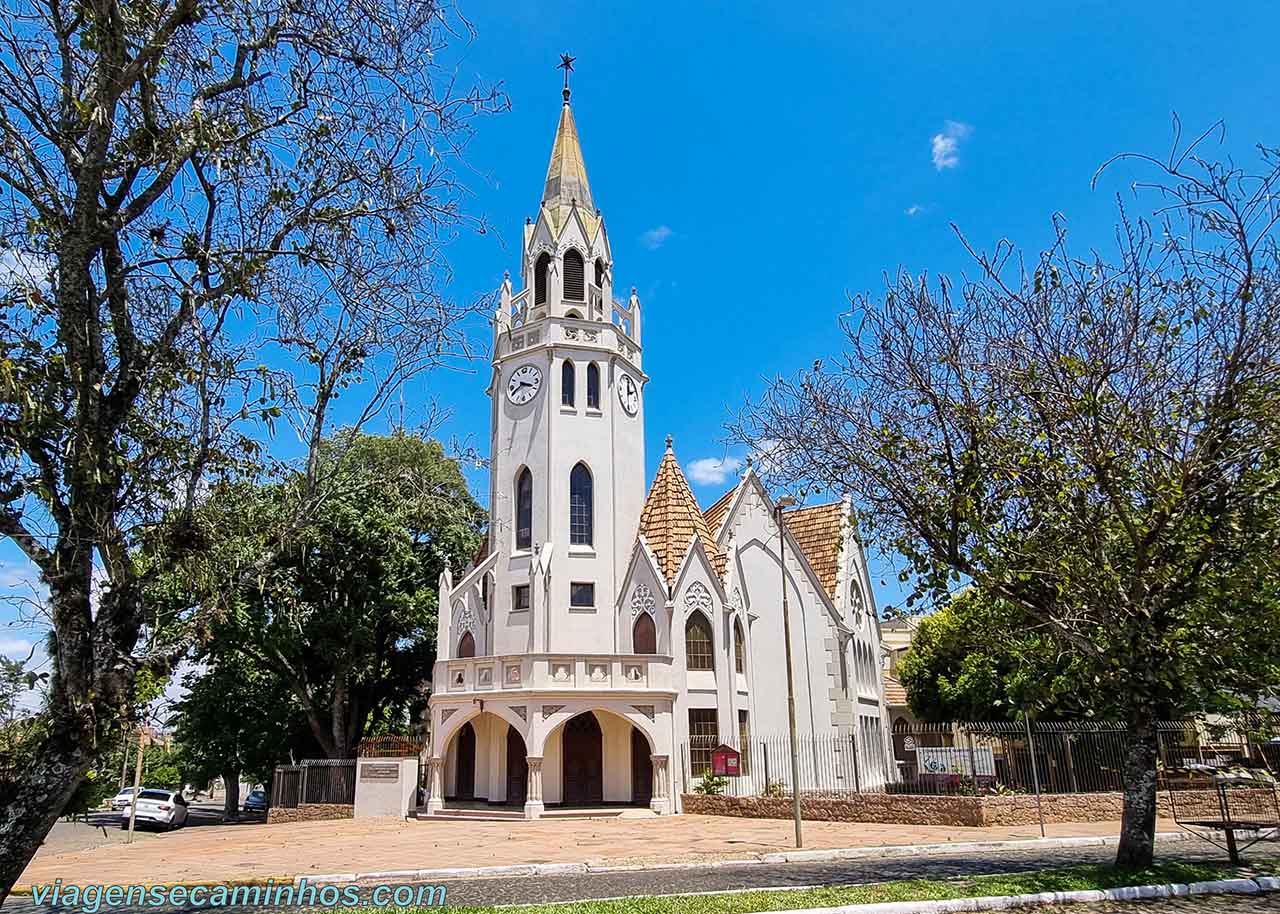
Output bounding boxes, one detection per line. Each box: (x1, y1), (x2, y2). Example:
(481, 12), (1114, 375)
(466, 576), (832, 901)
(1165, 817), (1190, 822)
(558, 52), (576, 101)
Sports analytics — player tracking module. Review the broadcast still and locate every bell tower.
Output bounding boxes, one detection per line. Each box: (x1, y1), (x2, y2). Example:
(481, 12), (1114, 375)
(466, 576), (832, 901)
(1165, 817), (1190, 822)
(487, 60), (647, 656)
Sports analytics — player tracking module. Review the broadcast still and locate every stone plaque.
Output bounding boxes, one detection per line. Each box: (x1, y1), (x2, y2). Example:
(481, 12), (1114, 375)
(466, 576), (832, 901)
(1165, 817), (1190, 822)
(360, 762), (400, 782)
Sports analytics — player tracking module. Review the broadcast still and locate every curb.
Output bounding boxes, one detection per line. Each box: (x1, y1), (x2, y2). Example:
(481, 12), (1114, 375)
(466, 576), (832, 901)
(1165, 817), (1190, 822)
(752, 874), (1276, 914)
(758, 832), (1190, 865)
(303, 831), (1192, 885)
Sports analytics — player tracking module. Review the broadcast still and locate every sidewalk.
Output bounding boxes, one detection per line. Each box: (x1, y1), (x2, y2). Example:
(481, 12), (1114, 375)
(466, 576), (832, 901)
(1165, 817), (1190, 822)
(18, 816), (1179, 888)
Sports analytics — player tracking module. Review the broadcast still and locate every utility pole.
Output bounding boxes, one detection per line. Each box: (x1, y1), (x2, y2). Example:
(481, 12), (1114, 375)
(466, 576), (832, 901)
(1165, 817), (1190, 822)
(119, 729), (131, 790)
(126, 727), (146, 843)
(775, 495), (803, 848)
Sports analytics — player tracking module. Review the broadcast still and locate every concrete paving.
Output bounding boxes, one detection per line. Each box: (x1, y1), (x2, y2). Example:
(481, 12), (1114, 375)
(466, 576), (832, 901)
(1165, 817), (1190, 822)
(17, 814), (1184, 888)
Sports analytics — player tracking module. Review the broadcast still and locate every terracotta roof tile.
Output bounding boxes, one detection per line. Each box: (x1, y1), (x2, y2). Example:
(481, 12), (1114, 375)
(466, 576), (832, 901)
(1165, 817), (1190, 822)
(638, 441), (726, 587)
(702, 484), (738, 537)
(783, 502), (845, 601)
(882, 673), (909, 707)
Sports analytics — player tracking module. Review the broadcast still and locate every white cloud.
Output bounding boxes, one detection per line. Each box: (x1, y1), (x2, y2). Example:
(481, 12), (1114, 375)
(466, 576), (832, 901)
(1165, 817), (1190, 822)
(687, 456), (744, 487)
(639, 225), (673, 250)
(0, 560), (45, 593)
(748, 438), (781, 476)
(0, 248), (52, 292)
(931, 121), (973, 171)
(905, 204), (926, 217)
(0, 637), (34, 658)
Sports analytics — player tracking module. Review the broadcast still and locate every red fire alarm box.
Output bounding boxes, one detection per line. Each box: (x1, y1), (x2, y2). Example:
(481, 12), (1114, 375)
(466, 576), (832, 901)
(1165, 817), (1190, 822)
(711, 744), (741, 777)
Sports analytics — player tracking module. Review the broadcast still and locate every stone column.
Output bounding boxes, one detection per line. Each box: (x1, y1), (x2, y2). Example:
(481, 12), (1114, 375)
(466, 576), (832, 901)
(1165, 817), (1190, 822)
(524, 756), (545, 820)
(650, 754), (670, 815)
(424, 758), (445, 815)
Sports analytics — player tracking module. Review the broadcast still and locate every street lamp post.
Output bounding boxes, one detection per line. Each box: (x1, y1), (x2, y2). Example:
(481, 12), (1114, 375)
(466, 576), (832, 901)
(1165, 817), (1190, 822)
(775, 495), (803, 849)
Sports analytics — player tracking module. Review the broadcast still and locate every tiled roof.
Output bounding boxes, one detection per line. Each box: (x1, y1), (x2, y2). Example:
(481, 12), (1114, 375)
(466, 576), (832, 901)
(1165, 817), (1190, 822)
(783, 502), (845, 601)
(637, 439), (726, 586)
(470, 534), (490, 569)
(882, 673), (909, 707)
(702, 484), (738, 537)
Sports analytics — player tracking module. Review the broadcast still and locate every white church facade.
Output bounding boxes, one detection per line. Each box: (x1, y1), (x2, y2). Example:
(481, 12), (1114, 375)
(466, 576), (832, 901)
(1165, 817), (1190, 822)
(423, 81), (892, 817)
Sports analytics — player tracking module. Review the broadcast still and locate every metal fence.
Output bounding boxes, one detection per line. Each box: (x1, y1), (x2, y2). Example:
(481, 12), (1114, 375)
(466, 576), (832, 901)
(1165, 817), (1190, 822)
(270, 759), (357, 808)
(679, 720), (1270, 799)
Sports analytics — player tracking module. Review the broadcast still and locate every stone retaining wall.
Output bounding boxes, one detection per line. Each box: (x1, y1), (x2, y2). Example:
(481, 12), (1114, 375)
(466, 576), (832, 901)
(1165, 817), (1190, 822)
(682, 788), (1260, 827)
(267, 803), (354, 824)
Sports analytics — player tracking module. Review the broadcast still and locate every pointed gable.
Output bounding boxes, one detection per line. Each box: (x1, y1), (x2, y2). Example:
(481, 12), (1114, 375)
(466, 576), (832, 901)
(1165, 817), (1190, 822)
(637, 438), (725, 586)
(783, 502), (846, 601)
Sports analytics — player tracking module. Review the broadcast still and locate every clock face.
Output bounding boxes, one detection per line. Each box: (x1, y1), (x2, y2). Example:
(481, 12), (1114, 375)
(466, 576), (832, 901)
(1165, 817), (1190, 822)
(617, 373), (639, 416)
(506, 364), (542, 405)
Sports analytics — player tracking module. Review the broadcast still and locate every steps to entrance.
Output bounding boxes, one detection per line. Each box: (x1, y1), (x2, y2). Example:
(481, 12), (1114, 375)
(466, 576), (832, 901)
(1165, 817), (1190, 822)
(410, 806), (650, 822)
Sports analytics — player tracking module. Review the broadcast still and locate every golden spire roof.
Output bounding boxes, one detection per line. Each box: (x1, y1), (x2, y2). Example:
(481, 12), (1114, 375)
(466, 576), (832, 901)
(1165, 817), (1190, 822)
(638, 438), (726, 586)
(542, 98), (597, 236)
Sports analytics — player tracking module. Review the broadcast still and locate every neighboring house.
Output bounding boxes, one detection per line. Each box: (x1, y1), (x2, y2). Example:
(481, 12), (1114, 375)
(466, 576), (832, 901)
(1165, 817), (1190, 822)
(422, 83), (891, 819)
(880, 615), (918, 723)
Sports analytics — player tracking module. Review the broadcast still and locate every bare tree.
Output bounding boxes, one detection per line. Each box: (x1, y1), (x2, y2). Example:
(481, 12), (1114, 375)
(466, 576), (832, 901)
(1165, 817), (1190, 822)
(0, 0), (504, 894)
(734, 126), (1280, 867)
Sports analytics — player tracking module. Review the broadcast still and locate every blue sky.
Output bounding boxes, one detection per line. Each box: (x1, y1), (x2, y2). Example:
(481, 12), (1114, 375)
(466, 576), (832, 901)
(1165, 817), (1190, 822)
(4, 0), (1279, 674)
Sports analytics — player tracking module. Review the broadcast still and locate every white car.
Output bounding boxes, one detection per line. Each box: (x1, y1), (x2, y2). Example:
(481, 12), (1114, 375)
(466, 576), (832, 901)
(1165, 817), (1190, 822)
(119, 789), (189, 830)
(109, 787), (138, 811)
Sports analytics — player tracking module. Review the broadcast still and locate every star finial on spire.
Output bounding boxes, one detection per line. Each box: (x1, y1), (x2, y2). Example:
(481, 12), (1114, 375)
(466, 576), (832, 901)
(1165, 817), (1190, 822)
(665, 434), (673, 451)
(558, 52), (576, 102)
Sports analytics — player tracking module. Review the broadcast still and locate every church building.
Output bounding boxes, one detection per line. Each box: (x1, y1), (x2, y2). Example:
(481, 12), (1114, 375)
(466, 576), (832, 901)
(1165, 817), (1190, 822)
(423, 75), (891, 818)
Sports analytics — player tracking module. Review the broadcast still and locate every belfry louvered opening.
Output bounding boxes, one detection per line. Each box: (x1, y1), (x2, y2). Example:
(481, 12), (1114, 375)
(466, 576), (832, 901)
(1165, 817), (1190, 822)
(534, 253), (551, 305)
(563, 249), (585, 300)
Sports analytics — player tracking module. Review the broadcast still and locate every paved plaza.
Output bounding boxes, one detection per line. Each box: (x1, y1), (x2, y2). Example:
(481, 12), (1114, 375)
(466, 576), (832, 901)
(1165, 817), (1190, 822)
(16, 815), (1180, 888)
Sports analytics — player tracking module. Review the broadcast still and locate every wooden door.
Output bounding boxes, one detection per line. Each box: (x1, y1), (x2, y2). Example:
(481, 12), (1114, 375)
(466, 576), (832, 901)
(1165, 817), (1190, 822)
(631, 727), (652, 805)
(506, 726), (528, 805)
(561, 712), (603, 805)
(454, 722), (475, 800)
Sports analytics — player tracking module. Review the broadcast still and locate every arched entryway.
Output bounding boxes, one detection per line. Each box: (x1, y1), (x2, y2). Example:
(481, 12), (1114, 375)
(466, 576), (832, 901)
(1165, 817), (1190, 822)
(506, 726), (528, 805)
(453, 721), (476, 800)
(562, 712), (603, 805)
(630, 727), (652, 805)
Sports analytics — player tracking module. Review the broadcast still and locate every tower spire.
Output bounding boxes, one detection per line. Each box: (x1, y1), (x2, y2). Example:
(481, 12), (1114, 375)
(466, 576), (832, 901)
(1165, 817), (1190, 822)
(542, 54), (595, 234)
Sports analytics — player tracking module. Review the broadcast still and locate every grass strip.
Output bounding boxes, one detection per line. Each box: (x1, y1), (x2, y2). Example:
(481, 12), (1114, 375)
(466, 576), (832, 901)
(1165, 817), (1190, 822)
(352, 858), (1277, 914)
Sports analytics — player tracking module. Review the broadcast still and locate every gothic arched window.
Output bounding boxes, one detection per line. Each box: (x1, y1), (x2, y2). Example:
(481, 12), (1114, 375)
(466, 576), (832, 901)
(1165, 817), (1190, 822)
(685, 613), (714, 671)
(734, 618), (746, 674)
(594, 258), (606, 287)
(633, 613), (656, 655)
(457, 631), (476, 658)
(563, 249), (585, 300)
(534, 253), (551, 305)
(515, 468), (533, 551)
(561, 360), (575, 407)
(569, 462), (593, 546)
(586, 363), (600, 409)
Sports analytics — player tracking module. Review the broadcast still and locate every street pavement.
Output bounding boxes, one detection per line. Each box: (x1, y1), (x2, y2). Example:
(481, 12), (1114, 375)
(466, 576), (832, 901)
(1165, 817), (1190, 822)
(37, 806), (264, 857)
(3, 837), (1274, 913)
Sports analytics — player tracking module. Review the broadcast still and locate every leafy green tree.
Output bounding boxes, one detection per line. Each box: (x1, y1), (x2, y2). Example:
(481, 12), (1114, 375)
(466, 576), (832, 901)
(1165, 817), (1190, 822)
(897, 590), (1093, 721)
(176, 432), (483, 759)
(173, 654), (307, 818)
(0, 0), (503, 891)
(0, 658), (26, 723)
(736, 133), (1280, 867)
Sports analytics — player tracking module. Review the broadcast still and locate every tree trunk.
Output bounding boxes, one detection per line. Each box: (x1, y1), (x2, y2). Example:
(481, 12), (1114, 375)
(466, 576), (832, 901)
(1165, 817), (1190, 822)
(1115, 706), (1160, 868)
(0, 728), (94, 903)
(222, 769), (240, 822)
